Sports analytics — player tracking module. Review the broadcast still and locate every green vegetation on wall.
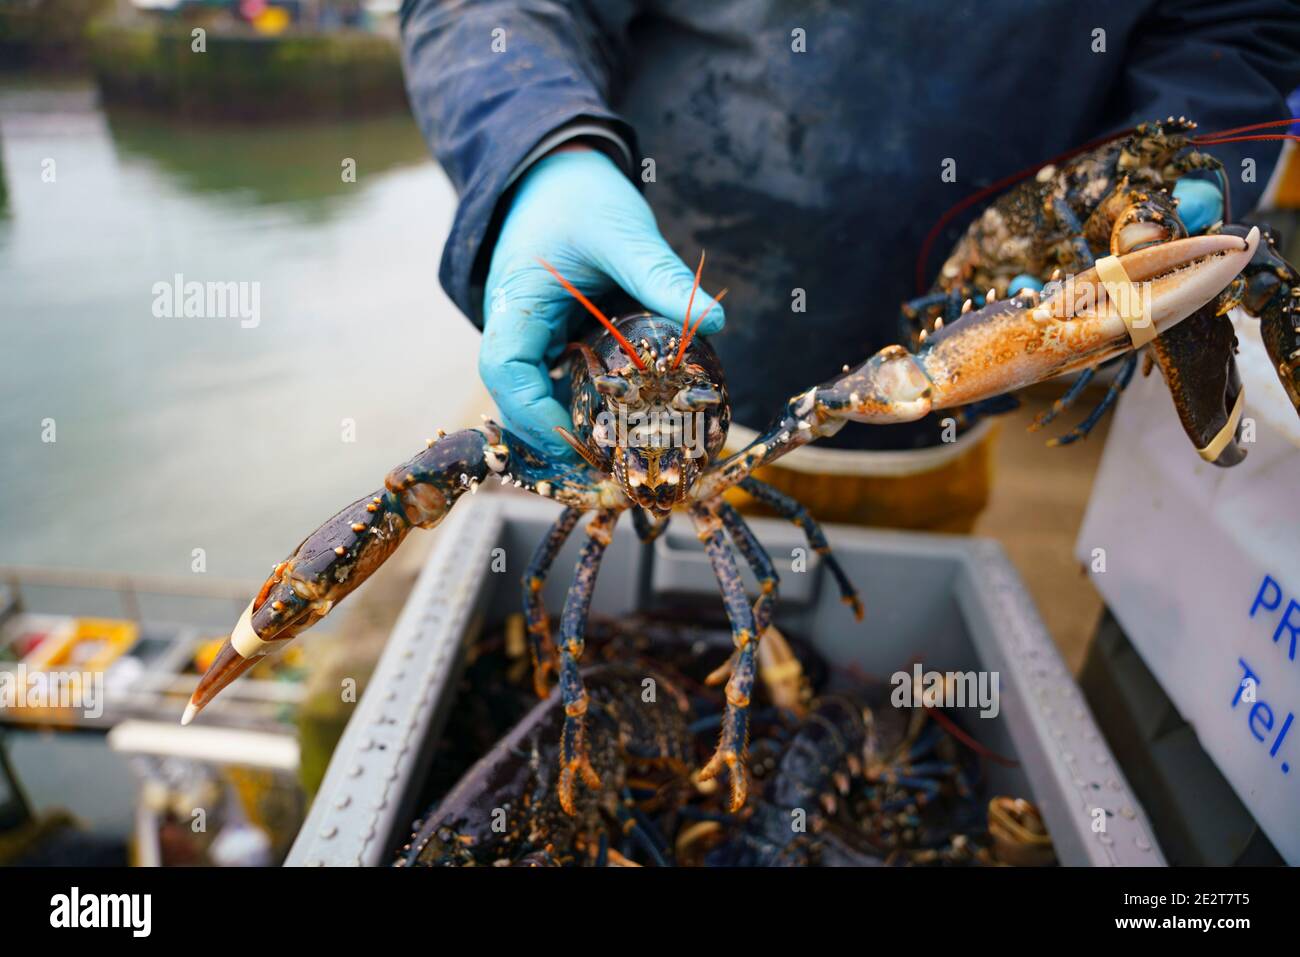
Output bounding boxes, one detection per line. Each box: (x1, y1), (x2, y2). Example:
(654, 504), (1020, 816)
(0, 0), (114, 68)
(88, 21), (409, 120)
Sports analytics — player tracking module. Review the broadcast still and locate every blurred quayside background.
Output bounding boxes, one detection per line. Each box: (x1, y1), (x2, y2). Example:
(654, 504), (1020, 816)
(0, 0), (484, 865)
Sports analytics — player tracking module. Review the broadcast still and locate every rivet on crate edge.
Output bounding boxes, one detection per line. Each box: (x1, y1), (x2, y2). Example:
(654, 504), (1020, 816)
(335, 795), (351, 810)
(1135, 836), (1152, 851)
(320, 825), (338, 839)
(1097, 834), (1114, 845)
(349, 765), (363, 777)
(1120, 807), (1135, 820)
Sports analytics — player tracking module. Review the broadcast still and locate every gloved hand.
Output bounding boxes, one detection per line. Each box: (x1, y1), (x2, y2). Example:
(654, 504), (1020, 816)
(1172, 179), (1223, 235)
(481, 146), (726, 460)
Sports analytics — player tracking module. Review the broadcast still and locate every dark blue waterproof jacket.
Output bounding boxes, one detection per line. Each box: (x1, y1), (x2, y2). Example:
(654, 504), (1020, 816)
(400, 0), (1300, 449)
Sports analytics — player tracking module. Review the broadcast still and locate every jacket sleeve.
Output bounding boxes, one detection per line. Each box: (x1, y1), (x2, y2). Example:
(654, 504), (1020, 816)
(399, 0), (640, 326)
(1111, 0), (1300, 215)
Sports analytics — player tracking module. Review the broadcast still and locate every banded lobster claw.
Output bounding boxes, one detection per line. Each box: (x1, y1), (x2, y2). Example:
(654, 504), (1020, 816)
(695, 229), (1261, 502)
(182, 495), (413, 726)
(182, 425), (526, 725)
(832, 229), (1262, 424)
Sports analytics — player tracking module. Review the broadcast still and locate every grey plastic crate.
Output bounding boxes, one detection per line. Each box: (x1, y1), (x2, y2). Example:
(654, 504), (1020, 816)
(287, 493), (1163, 866)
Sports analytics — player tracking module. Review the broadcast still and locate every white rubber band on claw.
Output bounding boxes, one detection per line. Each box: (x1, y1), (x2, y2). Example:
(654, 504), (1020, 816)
(1197, 387), (1246, 462)
(1095, 254), (1156, 347)
(230, 598), (271, 658)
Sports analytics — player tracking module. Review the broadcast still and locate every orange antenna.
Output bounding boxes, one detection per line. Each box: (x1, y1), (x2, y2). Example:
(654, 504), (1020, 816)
(1195, 117), (1298, 140)
(1192, 133), (1300, 147)
(535, 257), (646, 370)
(680, 250), (705, 348)
(672, 288), (728, 369)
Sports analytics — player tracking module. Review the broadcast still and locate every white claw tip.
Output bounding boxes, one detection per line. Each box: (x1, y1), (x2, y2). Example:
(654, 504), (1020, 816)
(181, 702), (199, 726)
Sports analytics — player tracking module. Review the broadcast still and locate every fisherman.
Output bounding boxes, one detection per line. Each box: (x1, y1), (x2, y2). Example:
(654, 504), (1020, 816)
(398, 1), (1300, 528)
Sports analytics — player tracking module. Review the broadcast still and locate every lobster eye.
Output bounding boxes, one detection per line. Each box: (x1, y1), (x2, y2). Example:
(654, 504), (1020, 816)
(594, 374), (637, 402)
(671, 386), (721, 412)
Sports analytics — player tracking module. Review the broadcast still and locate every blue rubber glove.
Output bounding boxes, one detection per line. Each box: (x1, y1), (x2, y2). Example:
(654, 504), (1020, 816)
(481, 147), (726, 459)
(1172, 179), (1223, 236)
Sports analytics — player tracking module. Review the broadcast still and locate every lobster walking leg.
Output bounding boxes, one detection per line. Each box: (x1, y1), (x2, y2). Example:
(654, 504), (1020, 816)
(1029, 365), (1096, 430)
(555, 507), (622, 815)
(522, 506), (582, 698)
(1047, 352), (1138, 448)
(718, 501), (779, 635)
(715, 503), (810, 713)
(690, 499), (759, 811)
(738, 478), (864, 620)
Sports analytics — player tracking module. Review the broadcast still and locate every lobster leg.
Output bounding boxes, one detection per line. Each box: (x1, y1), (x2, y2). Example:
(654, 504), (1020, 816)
(699, 503), (776, 691)
(555, 507), (622, 815)
(690, 498), (759, 811)
(1046, 352), (1138, 447)
(1050, 198), (1095, 269)
(739, 478), (863, 620)
(900, 289), (967, 343)
(716, 503), (811, 713)
(522, 506), (582, 699)
(1028, 364), (1096, 430)
(718, 501), (779, 635)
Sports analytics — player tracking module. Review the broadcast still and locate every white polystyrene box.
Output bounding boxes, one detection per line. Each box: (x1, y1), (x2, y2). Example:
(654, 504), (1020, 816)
(1078, 312), (1300, 863)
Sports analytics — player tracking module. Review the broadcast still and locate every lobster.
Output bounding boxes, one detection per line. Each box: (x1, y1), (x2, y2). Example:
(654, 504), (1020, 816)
(711, 696), (882, 867)
(396, 664), (692, 866)
(905, 117), (1300, 464)
(182, 214), (1258, 814)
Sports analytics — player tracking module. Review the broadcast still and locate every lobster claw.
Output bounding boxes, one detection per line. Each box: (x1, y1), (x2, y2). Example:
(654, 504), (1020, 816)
(840, 230), (1262, 423)
(182, 425), (516, 724)
(183, 583), (326, 725)
(183, 492), (409, 725)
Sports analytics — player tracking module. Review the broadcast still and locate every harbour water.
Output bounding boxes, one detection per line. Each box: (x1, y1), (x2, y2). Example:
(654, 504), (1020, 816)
(0, 78), (482, 581)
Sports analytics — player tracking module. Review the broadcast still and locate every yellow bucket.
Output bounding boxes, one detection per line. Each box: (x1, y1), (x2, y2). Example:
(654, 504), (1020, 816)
(724, 419), (999, 533)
